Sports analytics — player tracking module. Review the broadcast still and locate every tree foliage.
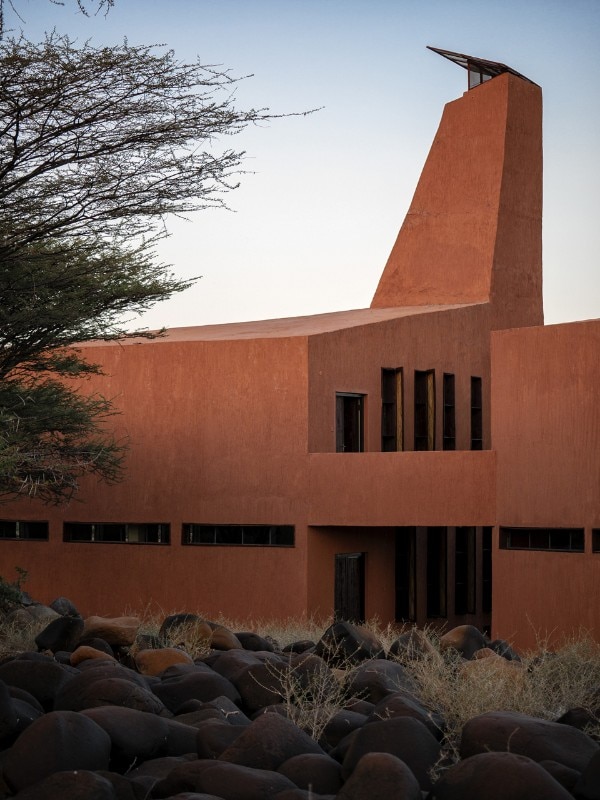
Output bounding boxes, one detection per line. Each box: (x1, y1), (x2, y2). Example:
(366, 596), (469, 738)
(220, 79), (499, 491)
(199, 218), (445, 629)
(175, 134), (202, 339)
(0, 32), (300, 502)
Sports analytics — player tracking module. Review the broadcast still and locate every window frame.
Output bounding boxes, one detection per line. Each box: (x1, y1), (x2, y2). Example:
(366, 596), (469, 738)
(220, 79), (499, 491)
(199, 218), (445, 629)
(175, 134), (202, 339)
(182, 524), (295, 547)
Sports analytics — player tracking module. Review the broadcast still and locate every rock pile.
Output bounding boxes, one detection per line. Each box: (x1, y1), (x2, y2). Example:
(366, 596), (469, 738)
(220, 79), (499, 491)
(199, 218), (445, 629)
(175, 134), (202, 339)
(0, 601), (597, 799)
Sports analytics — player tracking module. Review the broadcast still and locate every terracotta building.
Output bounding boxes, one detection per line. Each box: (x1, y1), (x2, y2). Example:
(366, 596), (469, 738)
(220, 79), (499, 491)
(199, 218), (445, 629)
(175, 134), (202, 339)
(1, 49), (598, 650)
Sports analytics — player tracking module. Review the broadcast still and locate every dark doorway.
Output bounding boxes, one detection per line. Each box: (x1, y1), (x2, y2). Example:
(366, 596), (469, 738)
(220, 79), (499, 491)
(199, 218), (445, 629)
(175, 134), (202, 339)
(395, 527), (416, 622)
(336, 394), (364, 452)
(334, 552), (365, 622)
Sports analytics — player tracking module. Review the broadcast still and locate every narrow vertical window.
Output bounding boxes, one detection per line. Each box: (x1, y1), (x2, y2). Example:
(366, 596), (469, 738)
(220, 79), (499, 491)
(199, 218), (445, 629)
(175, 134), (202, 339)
(415, 370), (435, 451)
(455, 526), (476, 615)
(482, 527), (492, 614)
(427, 526), (447, 617)
(471, 376), (483, 450)
(443, 373), (456, 450)
(381, 368), (403, 452)
(336, 393), (364, 452)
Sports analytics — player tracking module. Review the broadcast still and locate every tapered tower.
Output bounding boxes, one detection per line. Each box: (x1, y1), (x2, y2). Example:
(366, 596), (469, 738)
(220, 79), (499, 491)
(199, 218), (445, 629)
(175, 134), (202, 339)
(371, 48), (543, 330)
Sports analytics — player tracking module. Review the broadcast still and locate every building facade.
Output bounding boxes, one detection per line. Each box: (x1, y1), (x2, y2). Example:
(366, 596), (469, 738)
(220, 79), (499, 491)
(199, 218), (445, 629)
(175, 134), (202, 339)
(1, 51), (597, 650)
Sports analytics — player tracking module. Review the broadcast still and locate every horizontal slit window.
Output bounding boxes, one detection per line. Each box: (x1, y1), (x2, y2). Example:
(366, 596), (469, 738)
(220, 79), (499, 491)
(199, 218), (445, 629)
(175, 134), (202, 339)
(500, 527), (584, 553)
(64, 523), (170, 544)
(0, 520), (49, 540)
(183, 524), (295, 547)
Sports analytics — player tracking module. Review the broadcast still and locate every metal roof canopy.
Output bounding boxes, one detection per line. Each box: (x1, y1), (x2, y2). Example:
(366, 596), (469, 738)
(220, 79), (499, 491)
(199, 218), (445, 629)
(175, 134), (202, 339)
(427, 46), (538, 88)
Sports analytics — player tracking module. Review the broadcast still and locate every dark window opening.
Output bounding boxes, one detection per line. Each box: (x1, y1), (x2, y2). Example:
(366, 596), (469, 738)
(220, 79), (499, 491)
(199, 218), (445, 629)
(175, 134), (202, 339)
(183, 524), (294, 547)
(415, 370), (435, 451)
(593, 531), (600, 552)
(471, 376), (483, 450)
(482, 527), (492, 614)
(500, 527), (584, 553)
(0, 520), (49, 540)
(334, 552), (365, 623)
(455, 526), (476, 615)
(381, 368), (403, 452)
(427, 526), (447, 618)
(395, 527), (416, 622)
(336, 393), (364, 452)
(443, 373), (456, 451)
(64, 523), (170, 544)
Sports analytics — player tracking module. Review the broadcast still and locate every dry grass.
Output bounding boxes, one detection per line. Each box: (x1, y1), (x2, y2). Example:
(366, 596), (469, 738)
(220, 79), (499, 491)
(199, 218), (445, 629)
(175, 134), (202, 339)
(395, 628), (600, 772)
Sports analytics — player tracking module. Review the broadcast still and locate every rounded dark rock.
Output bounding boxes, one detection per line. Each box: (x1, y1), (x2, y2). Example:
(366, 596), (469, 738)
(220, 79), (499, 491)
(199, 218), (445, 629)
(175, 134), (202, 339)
(35, 615), (85, 654)
(574, 748), (600, 799)
(153, 760), (297, 800)
(277, 752), (343, 794)
(3, 709), (112, 792)
(430, 751), (574, 799)
(196, 718), (246, 758)
(319, 709), (368, 750)
(152, 666), (241, 712)
(49, 596), (81, 617)
(10, 770), (119, 800)
(81, 705), (171, 765)
(344, 658), (415, 703)
(315, 622), (385, 667)
(0, 655), (76, 710)
(235, 632), (275, 652)
(219, 711), (326, 771)
(56, 675), (167, 714)
(460, 710), (599, 772)
(439, 625), (488, 659)
(336, 751), (421, 800)
(341, 715), (440, 790)
(368, 689), (444, 738)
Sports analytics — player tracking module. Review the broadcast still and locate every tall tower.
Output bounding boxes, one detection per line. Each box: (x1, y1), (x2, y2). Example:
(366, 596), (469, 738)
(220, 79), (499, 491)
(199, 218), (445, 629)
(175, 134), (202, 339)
(371, 48), (543, 330)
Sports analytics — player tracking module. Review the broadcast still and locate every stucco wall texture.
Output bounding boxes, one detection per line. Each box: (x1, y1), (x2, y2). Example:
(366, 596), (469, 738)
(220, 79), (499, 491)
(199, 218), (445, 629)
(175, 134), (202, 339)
(1, 59), (596, 649)
(492, 321), (600, 649)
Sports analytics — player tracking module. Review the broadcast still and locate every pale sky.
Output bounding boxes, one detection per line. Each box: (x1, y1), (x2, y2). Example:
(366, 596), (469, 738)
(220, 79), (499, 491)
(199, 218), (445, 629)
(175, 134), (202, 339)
(10, 0), (600, 329)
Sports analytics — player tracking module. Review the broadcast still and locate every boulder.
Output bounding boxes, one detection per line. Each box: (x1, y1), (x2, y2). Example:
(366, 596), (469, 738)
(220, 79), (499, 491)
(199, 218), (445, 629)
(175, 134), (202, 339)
(9, 770), (122, 799)
(235, 632), (276, 652)
(315, 622), (385, 667)
(388, 628), (437, 662)
(319, 709), (368, 750)
(82, 616), (141, 648)
(0, 655), (76, 710)
(152, 759), (297, 799)
(344, 659), (414, 703)
(152, 664), (241, 712)
(55, 675), (167, 714)
(574, 748), (600, 799)
(341, 716), (440, 790)
(35, 615), (85, 654)
(368, 689), (443, 738)
(277, 752), (343, 794)
(135, 647), (194, 676)
(3, 710), (112, 792)
(196, 718), (246, 758)
(70, 646), (117, 666)
(430, 751), (574, 799)
(219, 711), (326, 771)
(460, 710), (599, 772)
(439, 625), (488, 659)
(49, 596), (81, 617)
(336, 752), (421, 800)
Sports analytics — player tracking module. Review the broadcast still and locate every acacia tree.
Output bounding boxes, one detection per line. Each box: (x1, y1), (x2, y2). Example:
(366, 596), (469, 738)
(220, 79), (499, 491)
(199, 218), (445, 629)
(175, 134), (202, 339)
(0, 32), (301, 502)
